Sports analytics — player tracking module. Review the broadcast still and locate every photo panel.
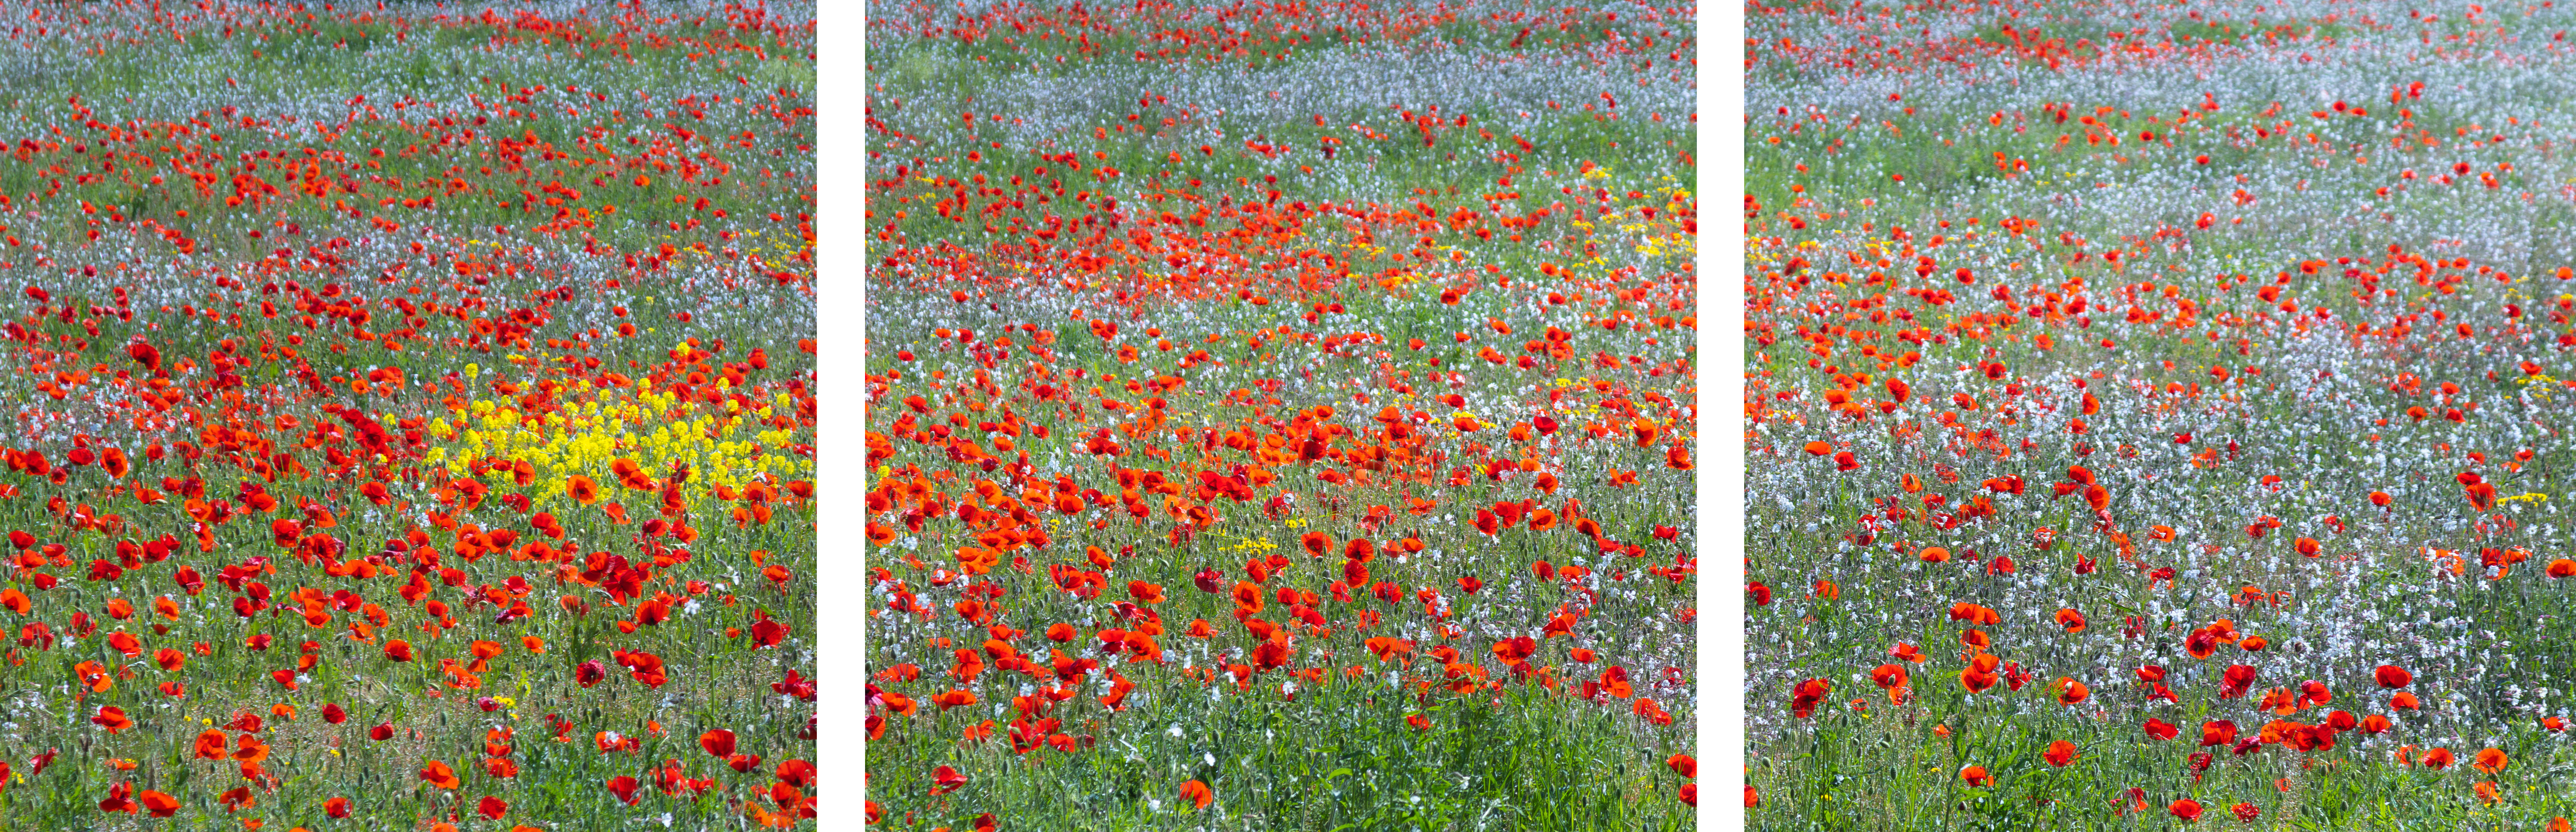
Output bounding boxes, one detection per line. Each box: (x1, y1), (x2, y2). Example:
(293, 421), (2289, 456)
(1748, 1), (2576, 828)
(0, 2), (818, 829)
(862, 0), (1701, 827)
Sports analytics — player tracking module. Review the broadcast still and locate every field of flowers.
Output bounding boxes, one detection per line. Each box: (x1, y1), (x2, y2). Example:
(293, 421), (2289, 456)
(862, 0), (1698, 827)
(1746, 0), (2576, 828)
(0, 2), (816, 830)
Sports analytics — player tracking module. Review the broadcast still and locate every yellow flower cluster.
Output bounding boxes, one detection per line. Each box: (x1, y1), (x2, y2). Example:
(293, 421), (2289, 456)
(423, 379), (809, 504)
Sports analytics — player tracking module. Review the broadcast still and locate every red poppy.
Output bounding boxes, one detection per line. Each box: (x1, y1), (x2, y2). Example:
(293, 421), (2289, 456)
(140, 790), (181, 817)
(1790, 678), (1831, 717)
(1178, 779), (1214, 810)
(700, 729), (737, 758)
(930, 765), (968, 795)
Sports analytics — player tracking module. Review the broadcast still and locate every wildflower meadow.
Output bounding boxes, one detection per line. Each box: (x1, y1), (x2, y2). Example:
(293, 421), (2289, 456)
(1748, 0), (2576, 828)
(863, 0), (1698, 827)
(0, 2), (816, 830)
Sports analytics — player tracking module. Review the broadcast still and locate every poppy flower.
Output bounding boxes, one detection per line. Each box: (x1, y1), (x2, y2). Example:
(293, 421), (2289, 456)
(2042, 740), (2078, 767)
(1959, 765), (1992, 787)
(420, 760), (461, 790)
(2170, 799), (2203, 822)
(593, 773), (642, 805)
(140, 790), (181, 817)
(927, 764), (970, 795)
(1790, 678), (1831, 717)
(1178, 779), (1214, 810)
(2375, 665), (2412, 688)
(1959, 654), (2001, 693)
(193, 729), (229, 760)
(2219, 664), (2259, 699)
(1946, 602), (1999, 625)
(2200, 721), (2238, 747)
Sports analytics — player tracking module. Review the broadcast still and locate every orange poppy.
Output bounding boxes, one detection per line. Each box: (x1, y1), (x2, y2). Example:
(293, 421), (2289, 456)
(419, 759), (461, 789)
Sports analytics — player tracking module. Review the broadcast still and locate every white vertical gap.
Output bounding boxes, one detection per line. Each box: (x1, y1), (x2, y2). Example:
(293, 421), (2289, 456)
(821, 0), (865, 826)
(1701, 0), (1750, 828)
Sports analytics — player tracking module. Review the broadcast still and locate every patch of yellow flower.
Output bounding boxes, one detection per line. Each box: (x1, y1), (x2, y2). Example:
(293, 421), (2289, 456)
(425, 377), (809, 504)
